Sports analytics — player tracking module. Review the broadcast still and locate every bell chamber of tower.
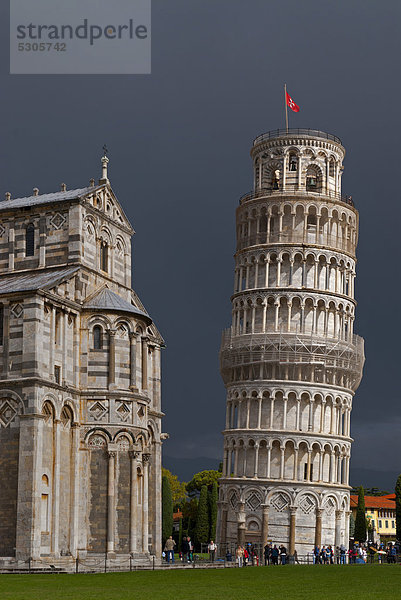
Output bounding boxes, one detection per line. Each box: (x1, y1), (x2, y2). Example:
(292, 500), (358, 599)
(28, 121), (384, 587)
(216, 128), (365, 556)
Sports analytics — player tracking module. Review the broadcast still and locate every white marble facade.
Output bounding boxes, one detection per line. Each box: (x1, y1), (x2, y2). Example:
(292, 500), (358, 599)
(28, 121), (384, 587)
(217, 129), (364, 556)
(0, 157), (164, 566)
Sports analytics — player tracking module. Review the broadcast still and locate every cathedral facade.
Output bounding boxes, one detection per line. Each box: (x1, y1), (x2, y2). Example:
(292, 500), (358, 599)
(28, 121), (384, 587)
(0, 156), (164, 565)
(217, 129), (364, 555)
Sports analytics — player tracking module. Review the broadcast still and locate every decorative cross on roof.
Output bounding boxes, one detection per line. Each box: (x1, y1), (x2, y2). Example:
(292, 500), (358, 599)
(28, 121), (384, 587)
(102, 144), (108, 157)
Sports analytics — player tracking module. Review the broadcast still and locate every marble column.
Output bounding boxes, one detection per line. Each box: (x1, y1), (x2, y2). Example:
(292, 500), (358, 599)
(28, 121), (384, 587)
(289, 508), (297, 555)
(107, 451), (116, 555)
(142, 453), (151, 553)
(51, 419), (61, 557)
(335, 510), (342, 547)
(254, 444), (259, 478)
(129, 450), (140, 554)
(315, 509), (323, 547)
(237, 501), (246, 546)
(261, 505), (269, 544)
(69, 423), (80, 558)
(344, 511), (351, 550)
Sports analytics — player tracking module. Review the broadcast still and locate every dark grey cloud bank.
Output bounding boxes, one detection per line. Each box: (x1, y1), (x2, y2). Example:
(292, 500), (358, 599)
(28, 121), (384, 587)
(1, 0), (400, 488)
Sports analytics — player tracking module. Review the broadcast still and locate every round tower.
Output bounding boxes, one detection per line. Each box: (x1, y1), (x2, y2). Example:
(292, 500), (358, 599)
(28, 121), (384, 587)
(217, 128), (364, 557)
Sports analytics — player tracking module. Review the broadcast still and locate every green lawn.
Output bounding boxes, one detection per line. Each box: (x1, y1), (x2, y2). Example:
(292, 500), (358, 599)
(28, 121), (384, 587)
(1, 564), (401, 600)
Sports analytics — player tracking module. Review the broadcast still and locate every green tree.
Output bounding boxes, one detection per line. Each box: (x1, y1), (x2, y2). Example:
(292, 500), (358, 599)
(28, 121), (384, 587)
(354, 485), (367, 543)
(395, 474), (401, 542)
(182, 497), (198, 541)
(178, 517), (183, 552)
(209, 481), (218, 540)
(162, 474), (173, 544)
(187, 470), (221, 496)
(195, 485), (210, 547)
(162, 467), (187, 508)
(349, 512), (355, 538)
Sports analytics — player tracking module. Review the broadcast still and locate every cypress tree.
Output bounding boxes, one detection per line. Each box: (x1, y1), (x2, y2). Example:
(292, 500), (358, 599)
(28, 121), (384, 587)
(162, 474), (173, 544)
(209, 481), (218, 540)
(349, 512), (355, 538)
(195, 485), (210, 547)
(395, 474), (401, 542)
(178, 517), (183, 552)
(354, 485), (367, 543)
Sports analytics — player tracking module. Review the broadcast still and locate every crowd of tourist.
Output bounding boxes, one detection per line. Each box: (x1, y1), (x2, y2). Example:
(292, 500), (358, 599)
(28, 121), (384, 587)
(163, 537), (399, 566)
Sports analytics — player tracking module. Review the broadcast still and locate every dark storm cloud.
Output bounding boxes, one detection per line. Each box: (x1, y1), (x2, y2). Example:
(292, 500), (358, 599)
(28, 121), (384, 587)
(1, 0), (400, 487)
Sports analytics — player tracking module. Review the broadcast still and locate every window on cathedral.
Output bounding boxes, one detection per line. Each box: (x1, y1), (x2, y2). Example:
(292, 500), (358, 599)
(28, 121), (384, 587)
(329, 159), (335, 177)
(26, 224), (35, 256)
(54, 365), (61, 384)
(100, 241), (109, 273)
(0, 304), (3, 345)
(93, 325), (103, 350)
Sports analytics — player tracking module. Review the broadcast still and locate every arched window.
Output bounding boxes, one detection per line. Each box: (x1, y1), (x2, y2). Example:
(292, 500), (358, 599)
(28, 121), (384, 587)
(26, 224), (35, 256)
(93, 325), (103, 350)
(329, 159), (335, 177)
(100, 241), (108, 273)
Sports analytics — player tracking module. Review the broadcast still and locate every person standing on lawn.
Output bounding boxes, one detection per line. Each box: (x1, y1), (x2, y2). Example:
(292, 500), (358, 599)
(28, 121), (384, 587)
(264, 542), (271, 566)
(208, 540), (217, 562)
(236, 545), (244, 567)
(181, 536), (189, 562)
(187, 536), (194, 562)
(164, 536), (176, 564)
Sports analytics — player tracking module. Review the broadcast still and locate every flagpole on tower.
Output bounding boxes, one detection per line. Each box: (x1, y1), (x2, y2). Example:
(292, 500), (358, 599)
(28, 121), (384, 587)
(284, 83), (289, 133)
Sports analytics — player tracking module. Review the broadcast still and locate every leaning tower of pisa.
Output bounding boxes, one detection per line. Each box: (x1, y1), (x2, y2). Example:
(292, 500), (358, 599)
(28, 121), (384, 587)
(217, 128), (365, 556)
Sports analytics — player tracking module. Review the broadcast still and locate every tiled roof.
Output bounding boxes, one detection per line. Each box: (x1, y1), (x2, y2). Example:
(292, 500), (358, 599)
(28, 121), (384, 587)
(0, 186), (100, 211)
(350, 495), (396, 509)
(0, 266), (79, 294)
(84, 288), (151, 321)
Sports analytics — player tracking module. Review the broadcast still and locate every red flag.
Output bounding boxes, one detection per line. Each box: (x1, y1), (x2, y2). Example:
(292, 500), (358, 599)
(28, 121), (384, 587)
(286, 91), (300, 113)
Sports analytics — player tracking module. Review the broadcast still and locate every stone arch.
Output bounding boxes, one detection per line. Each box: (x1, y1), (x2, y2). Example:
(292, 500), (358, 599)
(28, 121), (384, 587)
(87, 314), (112, 330)
(246, 514), (261, 536)
(147, 419), (160, 443)
(61, 398), (77, 422)
(85, 428), (112, 446)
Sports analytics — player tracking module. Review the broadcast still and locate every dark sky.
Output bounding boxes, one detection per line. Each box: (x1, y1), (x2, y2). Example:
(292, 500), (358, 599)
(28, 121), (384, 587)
(1, 1), (400, 488)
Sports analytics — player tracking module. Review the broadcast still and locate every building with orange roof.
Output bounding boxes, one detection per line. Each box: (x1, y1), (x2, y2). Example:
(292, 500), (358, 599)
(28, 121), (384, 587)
(350, 495), (396, 542)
